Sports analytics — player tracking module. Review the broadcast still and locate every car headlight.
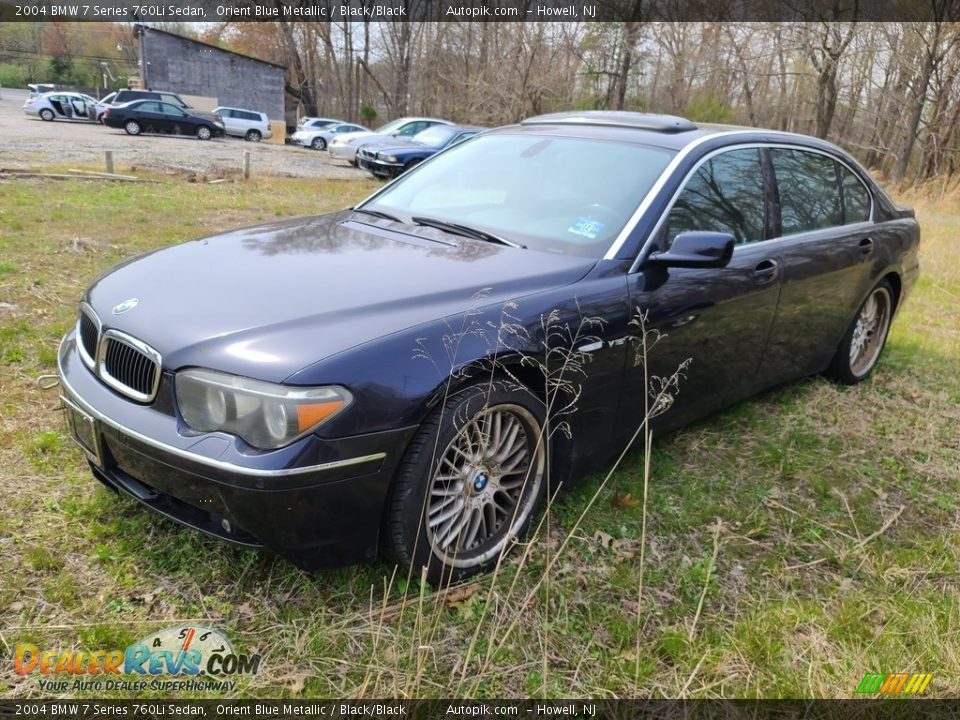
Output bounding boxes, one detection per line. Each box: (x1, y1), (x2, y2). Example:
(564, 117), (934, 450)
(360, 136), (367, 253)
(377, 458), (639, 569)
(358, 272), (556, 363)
(175, 368), (352, 450)
(385, 155), (398, 163)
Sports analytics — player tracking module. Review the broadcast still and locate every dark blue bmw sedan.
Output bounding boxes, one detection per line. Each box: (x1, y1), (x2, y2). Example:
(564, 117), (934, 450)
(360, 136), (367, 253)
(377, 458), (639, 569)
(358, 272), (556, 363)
(57, 112), (920, 584)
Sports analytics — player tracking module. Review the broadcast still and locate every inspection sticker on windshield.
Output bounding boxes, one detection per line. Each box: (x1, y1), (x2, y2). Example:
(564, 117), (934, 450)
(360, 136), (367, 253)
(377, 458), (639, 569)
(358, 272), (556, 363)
(568, 217), (605, 240)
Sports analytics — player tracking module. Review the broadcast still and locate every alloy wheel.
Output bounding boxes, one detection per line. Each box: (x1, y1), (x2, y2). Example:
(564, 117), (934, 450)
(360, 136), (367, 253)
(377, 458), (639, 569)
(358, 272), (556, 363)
(426, 404), (544, 567)
(849, 286), (892, 377)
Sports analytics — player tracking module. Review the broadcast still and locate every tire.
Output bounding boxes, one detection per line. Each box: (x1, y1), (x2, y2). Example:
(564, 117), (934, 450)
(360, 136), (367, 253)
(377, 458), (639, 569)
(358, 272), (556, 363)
(196, 125), (212, 141)
(828, 280), (894, 384)
(40, 108), (55, 121)
(245, 130), (262, 143)
(386, 381), (548, 586)
(124, 120), (141, 136)
(402, 158), (422, 175)
(311, 137), (326, 151)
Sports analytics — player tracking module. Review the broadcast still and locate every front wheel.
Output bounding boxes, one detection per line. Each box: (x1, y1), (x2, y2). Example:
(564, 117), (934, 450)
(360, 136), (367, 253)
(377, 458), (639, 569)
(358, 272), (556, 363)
(386, 381), (548, 586)
(124, 120), (141, 136)
(196, 125), (212, 141)
(311, 137), (326, 150)
(828, 281), (894, 384)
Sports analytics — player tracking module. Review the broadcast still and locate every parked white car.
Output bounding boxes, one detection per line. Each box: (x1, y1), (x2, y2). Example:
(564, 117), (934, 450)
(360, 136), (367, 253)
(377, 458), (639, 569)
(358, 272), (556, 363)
(327, 117), (453, 165)
(291, 122), (368, 151)
(213, 106), (273, 142)
(298, 116), (341, 128)
(23, 91), (97, 122)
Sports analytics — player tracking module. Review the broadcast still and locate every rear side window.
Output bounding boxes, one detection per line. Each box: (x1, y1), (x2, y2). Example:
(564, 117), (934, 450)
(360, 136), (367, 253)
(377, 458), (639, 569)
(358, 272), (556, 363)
(667, 148), (767, 247)
(840, 165), (871, 223)
(771, 149), (842, 235)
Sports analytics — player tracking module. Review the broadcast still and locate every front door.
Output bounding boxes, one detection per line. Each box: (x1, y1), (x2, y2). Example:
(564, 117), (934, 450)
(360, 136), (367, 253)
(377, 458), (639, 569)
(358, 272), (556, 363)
(622, 147), (782, 434)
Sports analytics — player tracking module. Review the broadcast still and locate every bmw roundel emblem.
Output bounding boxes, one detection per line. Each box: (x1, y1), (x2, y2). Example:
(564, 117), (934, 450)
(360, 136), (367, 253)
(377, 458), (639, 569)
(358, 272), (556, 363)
(112, 297), (139, 315)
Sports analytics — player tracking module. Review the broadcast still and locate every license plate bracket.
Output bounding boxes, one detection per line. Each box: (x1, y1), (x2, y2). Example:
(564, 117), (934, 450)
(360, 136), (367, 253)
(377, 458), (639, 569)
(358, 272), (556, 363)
(61, 395), (103, 469)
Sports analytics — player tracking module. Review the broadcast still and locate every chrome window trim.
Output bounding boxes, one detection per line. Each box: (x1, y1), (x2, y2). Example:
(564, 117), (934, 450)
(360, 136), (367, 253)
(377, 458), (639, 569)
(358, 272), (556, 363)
(627, 140), (877, 273)
(76, 302), (101, 370)
(96, 329), (163, 404)
(58, 336), (387, 479)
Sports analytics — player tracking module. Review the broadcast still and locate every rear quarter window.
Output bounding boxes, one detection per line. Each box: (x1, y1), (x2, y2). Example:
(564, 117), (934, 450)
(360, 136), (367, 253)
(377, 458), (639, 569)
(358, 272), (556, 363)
(840, 166), (872, 223)
(771, 148), (842, 235)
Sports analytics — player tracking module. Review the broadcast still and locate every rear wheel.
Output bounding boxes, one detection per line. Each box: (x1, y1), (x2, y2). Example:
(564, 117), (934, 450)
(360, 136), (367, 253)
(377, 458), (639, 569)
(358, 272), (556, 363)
(124, 120), (141, 136)
(828, 280), (893, 384)
(311, 137), (327, 150)
(245, 130), (262, 142)
(196, 125), (212, 141)
(40, 108), (55, 121)
(386, 381), (548, 586)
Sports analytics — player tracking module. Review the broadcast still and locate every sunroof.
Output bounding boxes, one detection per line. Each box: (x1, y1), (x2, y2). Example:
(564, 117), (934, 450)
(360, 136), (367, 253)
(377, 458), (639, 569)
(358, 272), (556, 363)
(522, 111), (698, 133)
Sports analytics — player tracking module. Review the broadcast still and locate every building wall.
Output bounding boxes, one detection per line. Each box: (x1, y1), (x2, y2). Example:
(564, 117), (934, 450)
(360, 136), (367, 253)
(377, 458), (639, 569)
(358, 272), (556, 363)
(142, 29), (285, 122)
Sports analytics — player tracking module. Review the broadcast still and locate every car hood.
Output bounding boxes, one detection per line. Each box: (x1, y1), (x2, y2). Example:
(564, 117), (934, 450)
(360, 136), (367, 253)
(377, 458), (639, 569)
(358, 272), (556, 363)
(334, 130), (381, 145)
(84, 212), (596, 383)
(368, 141), (434, 156)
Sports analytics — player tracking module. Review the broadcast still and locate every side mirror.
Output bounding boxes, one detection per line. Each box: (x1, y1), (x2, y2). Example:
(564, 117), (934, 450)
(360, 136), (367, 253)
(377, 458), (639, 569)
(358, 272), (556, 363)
(646, 231), (734, 269)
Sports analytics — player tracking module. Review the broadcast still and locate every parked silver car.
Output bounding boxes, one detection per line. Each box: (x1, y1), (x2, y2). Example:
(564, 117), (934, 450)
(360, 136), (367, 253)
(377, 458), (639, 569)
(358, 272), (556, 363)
(23, 91), (97, 122)
(291, 121), (368, 151)
(328, 117), (453, 165)
(214, 106), (273, 142)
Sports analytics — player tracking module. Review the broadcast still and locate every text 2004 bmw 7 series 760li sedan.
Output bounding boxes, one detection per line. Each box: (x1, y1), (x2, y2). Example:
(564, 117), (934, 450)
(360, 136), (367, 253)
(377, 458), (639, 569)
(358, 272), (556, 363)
(57, 112), (920, 584)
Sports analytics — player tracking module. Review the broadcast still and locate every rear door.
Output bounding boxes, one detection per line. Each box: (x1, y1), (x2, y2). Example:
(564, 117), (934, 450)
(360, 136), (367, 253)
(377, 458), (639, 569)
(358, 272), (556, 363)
(758, 148), (877, 382)
(623, 147), (783, 431)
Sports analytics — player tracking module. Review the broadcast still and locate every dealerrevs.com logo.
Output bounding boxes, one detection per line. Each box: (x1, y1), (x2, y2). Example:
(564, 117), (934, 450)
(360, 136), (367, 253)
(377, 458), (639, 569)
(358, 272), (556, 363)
(14, 626), (261, 693)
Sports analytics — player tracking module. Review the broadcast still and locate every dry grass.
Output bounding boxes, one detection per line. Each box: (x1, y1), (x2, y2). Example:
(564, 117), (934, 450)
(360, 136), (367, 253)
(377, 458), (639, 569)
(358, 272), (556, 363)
(0, 170), (958, 699)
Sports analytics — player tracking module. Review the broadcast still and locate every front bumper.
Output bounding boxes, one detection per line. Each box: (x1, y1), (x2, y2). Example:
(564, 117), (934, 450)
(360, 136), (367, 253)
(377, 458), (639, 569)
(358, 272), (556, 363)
(358, 156), (402, 178)
(57, 331), (415, 569)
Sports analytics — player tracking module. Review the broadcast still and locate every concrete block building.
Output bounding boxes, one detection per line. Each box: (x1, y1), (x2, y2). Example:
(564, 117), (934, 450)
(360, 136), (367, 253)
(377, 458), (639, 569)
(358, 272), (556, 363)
(135, 25), (286, 141)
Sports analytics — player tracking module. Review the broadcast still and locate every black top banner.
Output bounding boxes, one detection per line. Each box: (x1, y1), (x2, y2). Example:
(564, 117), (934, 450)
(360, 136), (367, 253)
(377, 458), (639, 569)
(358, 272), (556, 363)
(0, 0), (958, 22)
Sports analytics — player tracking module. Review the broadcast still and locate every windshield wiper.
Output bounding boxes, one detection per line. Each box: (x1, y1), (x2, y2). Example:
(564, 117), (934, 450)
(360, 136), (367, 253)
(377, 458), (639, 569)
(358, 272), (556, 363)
(411, 216), (526, 249)
(352, 207), (403, 223)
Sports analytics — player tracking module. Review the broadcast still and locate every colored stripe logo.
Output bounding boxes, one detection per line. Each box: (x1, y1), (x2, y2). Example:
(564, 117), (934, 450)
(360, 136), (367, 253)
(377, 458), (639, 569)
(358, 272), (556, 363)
(856, 672), (932, 695)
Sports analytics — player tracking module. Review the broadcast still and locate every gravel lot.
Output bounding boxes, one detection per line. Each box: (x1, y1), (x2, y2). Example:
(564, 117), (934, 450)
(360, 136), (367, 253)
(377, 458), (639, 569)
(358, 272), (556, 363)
(0, 88), (367, 180)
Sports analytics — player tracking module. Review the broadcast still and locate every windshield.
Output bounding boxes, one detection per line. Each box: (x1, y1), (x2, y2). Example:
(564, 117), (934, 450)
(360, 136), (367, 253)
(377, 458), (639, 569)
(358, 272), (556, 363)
(374, 118), (408, 134)
(364, 133), (675, 258)
(412, 125), (459, 148)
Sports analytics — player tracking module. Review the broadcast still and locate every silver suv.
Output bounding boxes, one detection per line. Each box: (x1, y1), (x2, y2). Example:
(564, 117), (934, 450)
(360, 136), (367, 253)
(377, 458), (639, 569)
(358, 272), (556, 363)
(214, 106), (273, 142)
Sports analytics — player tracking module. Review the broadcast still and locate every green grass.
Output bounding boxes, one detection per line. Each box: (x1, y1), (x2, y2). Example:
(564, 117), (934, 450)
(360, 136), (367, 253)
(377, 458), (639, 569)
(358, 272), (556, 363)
(0, 171), (957, 699)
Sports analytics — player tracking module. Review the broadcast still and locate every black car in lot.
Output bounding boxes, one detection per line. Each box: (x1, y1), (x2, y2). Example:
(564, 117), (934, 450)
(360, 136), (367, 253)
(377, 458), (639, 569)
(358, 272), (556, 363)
(57, 112), (919, 584)
(357, 125), (484, 179)
(102, 100), (224, 140)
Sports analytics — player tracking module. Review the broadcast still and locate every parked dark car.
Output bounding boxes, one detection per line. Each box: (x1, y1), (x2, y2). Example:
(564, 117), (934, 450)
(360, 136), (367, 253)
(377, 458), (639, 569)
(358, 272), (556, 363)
(57, 111), (919, 584)
(358, 125), (484, 179)
(101, 101), (224, 140)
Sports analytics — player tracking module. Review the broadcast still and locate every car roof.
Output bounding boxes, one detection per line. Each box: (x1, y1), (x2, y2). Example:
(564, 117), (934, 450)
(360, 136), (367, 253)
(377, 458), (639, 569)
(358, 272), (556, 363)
(504, 111), (854, 157)
(215, 106), (263, 113)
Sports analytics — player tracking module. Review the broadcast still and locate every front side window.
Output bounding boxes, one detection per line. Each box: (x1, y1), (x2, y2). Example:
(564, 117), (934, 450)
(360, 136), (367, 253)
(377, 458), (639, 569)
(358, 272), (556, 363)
(368, 134), (674, 258)
(666, 148), (767, 247)
(771, 149), (842, 235)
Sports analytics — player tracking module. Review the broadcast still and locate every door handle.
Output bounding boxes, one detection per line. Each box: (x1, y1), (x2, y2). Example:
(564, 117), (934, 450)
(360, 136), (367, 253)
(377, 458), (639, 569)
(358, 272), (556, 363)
(859, 237), (874, 255)
(752, 258), (779, 284)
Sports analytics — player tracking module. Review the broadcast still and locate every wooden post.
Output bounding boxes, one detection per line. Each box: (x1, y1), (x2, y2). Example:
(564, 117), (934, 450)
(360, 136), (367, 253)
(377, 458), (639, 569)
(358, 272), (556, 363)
(243, 151), (250, 180)
(105, 150), (114, 175)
